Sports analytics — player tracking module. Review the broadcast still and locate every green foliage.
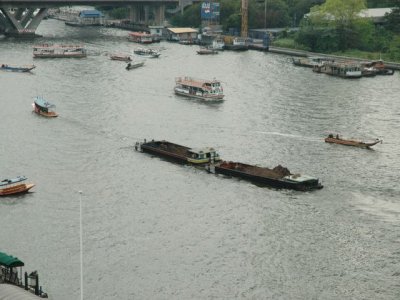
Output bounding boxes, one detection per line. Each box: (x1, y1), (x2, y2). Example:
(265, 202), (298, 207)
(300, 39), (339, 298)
(107, 7), (129, 19)
(170, 3), (202, 27)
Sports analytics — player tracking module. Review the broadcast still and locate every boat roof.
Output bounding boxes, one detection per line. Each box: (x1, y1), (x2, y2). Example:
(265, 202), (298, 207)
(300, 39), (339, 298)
(129, 31), (151, 36)
(167, 27), (198, 34)
(33, 44), (84, 49)
(0, 176), (27, 187)
(284, 174), (317, 183)
(189, 147), (217, 154)
(176, 76), (221, 88)
(34, 96), (56, 108)
(0, 251), (24, 267)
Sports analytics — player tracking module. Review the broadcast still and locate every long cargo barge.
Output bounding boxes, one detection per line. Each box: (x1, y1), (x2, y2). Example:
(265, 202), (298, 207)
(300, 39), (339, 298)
(212, 161), (323, 191)
(136, 140), (220, 165)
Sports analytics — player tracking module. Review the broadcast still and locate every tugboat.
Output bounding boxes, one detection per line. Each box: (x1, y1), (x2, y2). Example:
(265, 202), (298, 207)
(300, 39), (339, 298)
(174, 76), (224, 101)
(32, 96), (58, 117)
(210, 161), (323, 191)
(135, 140), (221, 165)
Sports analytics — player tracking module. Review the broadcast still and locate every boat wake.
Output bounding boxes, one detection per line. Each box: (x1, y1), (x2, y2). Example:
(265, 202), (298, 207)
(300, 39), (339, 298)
(253, 130), (321, 142)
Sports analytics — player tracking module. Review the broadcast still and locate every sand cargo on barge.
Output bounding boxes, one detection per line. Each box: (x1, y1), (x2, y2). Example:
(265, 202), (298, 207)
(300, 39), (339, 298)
(211, 161), (323, 191)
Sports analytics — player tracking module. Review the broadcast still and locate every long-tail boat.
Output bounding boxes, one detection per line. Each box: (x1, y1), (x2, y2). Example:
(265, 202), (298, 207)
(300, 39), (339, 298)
(210, 161), (323, 191)
(33, 96), (58, 117)
(325, 134), (382, 148)
(0, 64), (35, 72)
(0, 176), (35, 196)
(136, 140), (221, 165)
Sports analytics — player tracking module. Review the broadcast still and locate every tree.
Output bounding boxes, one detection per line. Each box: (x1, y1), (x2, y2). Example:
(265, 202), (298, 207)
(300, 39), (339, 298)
(305, 0), (369, 51)
(385, 0), (400, 33)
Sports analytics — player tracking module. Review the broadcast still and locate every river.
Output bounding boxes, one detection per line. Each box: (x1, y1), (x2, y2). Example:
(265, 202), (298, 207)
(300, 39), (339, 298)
(1, 19), (400, 299)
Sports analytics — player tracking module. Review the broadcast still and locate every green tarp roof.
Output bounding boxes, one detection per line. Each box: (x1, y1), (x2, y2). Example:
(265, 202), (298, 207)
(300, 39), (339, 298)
(0, 252), (24, 267)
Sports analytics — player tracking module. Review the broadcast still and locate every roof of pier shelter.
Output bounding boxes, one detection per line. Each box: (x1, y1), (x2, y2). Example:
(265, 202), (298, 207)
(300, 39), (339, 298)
(167, 27), (198, 34)
(0, 252), (24, 268)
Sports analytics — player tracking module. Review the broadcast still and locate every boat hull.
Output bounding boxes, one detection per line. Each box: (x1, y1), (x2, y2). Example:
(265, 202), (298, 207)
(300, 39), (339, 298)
(1, 65), (35, 72)
(214, 162), (323, 191)
(126, 62), (144, 70)
(174, 89), (224, 101)
(325, 137), (380, 148)
(33, 53), (86, 58)
(0, 183), (35, 196)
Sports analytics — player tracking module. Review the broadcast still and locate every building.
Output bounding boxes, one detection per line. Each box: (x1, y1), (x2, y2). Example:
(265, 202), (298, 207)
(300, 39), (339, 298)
(166, 27), (198, 42)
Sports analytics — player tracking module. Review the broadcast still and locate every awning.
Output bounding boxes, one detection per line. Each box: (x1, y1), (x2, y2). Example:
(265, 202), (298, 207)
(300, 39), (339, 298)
(0, 252), (24, 268)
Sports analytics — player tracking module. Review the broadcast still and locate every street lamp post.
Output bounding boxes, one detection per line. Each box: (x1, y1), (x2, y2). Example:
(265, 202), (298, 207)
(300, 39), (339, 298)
(79, 191), (83, 300)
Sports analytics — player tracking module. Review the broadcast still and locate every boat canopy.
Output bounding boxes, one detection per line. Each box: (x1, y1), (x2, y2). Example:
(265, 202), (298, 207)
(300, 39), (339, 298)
(34, 96), (56, 111)
(0, 251), (24, 267)
(0, 176), (27, 187)
(189, 147), (217, 155)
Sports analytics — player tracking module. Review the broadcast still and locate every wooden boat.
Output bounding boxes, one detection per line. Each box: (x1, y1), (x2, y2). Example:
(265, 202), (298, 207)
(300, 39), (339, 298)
(128, 32), (153, 44)
(174, 76), (224, 101)
(33, 96), (58, 117)
(197, 47), (218, 55)
(0, 176), (35, 196)
(211, 161), (323, 191)
(110, 54), (132, 62)
(133, 48), (160, 58)
(313, 61), (362, 78)
(325, 134), (382, 148)
(361, 60), (395, 75)
(136, 140), (221, 165)
(33, 44), (86, 58)
(126, 61), (145, 70)
(0, 64), (35, 72)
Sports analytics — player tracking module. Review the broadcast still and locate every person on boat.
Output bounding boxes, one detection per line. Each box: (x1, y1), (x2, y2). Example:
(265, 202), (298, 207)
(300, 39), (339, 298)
(336, 134), (339, 139)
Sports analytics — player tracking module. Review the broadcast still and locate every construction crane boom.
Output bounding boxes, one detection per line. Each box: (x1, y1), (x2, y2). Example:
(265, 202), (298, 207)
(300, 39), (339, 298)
(241, 0), (248, 38)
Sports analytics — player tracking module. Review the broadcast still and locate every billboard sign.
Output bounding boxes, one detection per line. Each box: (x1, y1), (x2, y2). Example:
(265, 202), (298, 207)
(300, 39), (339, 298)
(201, 2), (220, 20)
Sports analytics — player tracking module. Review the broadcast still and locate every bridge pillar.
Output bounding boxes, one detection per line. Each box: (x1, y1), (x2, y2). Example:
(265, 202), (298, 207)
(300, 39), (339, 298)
(154, 4), (165, 26)
(0, 7), (47, 37)
(129, 5), (137, 23)
(144, 5), (149, 24)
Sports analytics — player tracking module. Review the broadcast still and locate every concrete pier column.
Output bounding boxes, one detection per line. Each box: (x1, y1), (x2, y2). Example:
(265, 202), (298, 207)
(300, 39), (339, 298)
(154, 3), (165, 25)
(21, 8), (35, 27)
(26, 8), (47, 31)
(144, 5), (149, 24)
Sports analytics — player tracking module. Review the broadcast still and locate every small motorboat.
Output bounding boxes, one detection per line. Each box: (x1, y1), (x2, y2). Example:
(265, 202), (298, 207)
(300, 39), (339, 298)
(1, 64), (36, 72)
(0, 176), (35, 196)
(126, 61), (145, 70)
(33, 96), (58, 117)
(325, 134), (382, 148)
(197, 47), (218, 55)
(110, 54), (132, 62)
(133, 48), (160, 58)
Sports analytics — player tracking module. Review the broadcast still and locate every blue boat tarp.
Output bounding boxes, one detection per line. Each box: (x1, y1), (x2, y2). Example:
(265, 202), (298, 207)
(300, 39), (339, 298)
(34, 97), (55, 109)
(79, 10), (104, 18)
(0, 176), (27, 187)
(0, 252), (24, 267)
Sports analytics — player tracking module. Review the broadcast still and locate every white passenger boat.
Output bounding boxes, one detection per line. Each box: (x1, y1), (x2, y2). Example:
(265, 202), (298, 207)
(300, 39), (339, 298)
(174, 77), (224, 101)
(33, 44), (87, 58)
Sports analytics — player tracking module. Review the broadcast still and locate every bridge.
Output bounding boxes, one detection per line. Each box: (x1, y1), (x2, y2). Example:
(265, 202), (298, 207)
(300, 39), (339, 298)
(0, 0), (197, 36)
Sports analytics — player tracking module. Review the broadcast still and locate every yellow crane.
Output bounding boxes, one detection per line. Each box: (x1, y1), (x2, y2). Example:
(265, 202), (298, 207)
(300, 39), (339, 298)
(241, 0), (249, 37)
